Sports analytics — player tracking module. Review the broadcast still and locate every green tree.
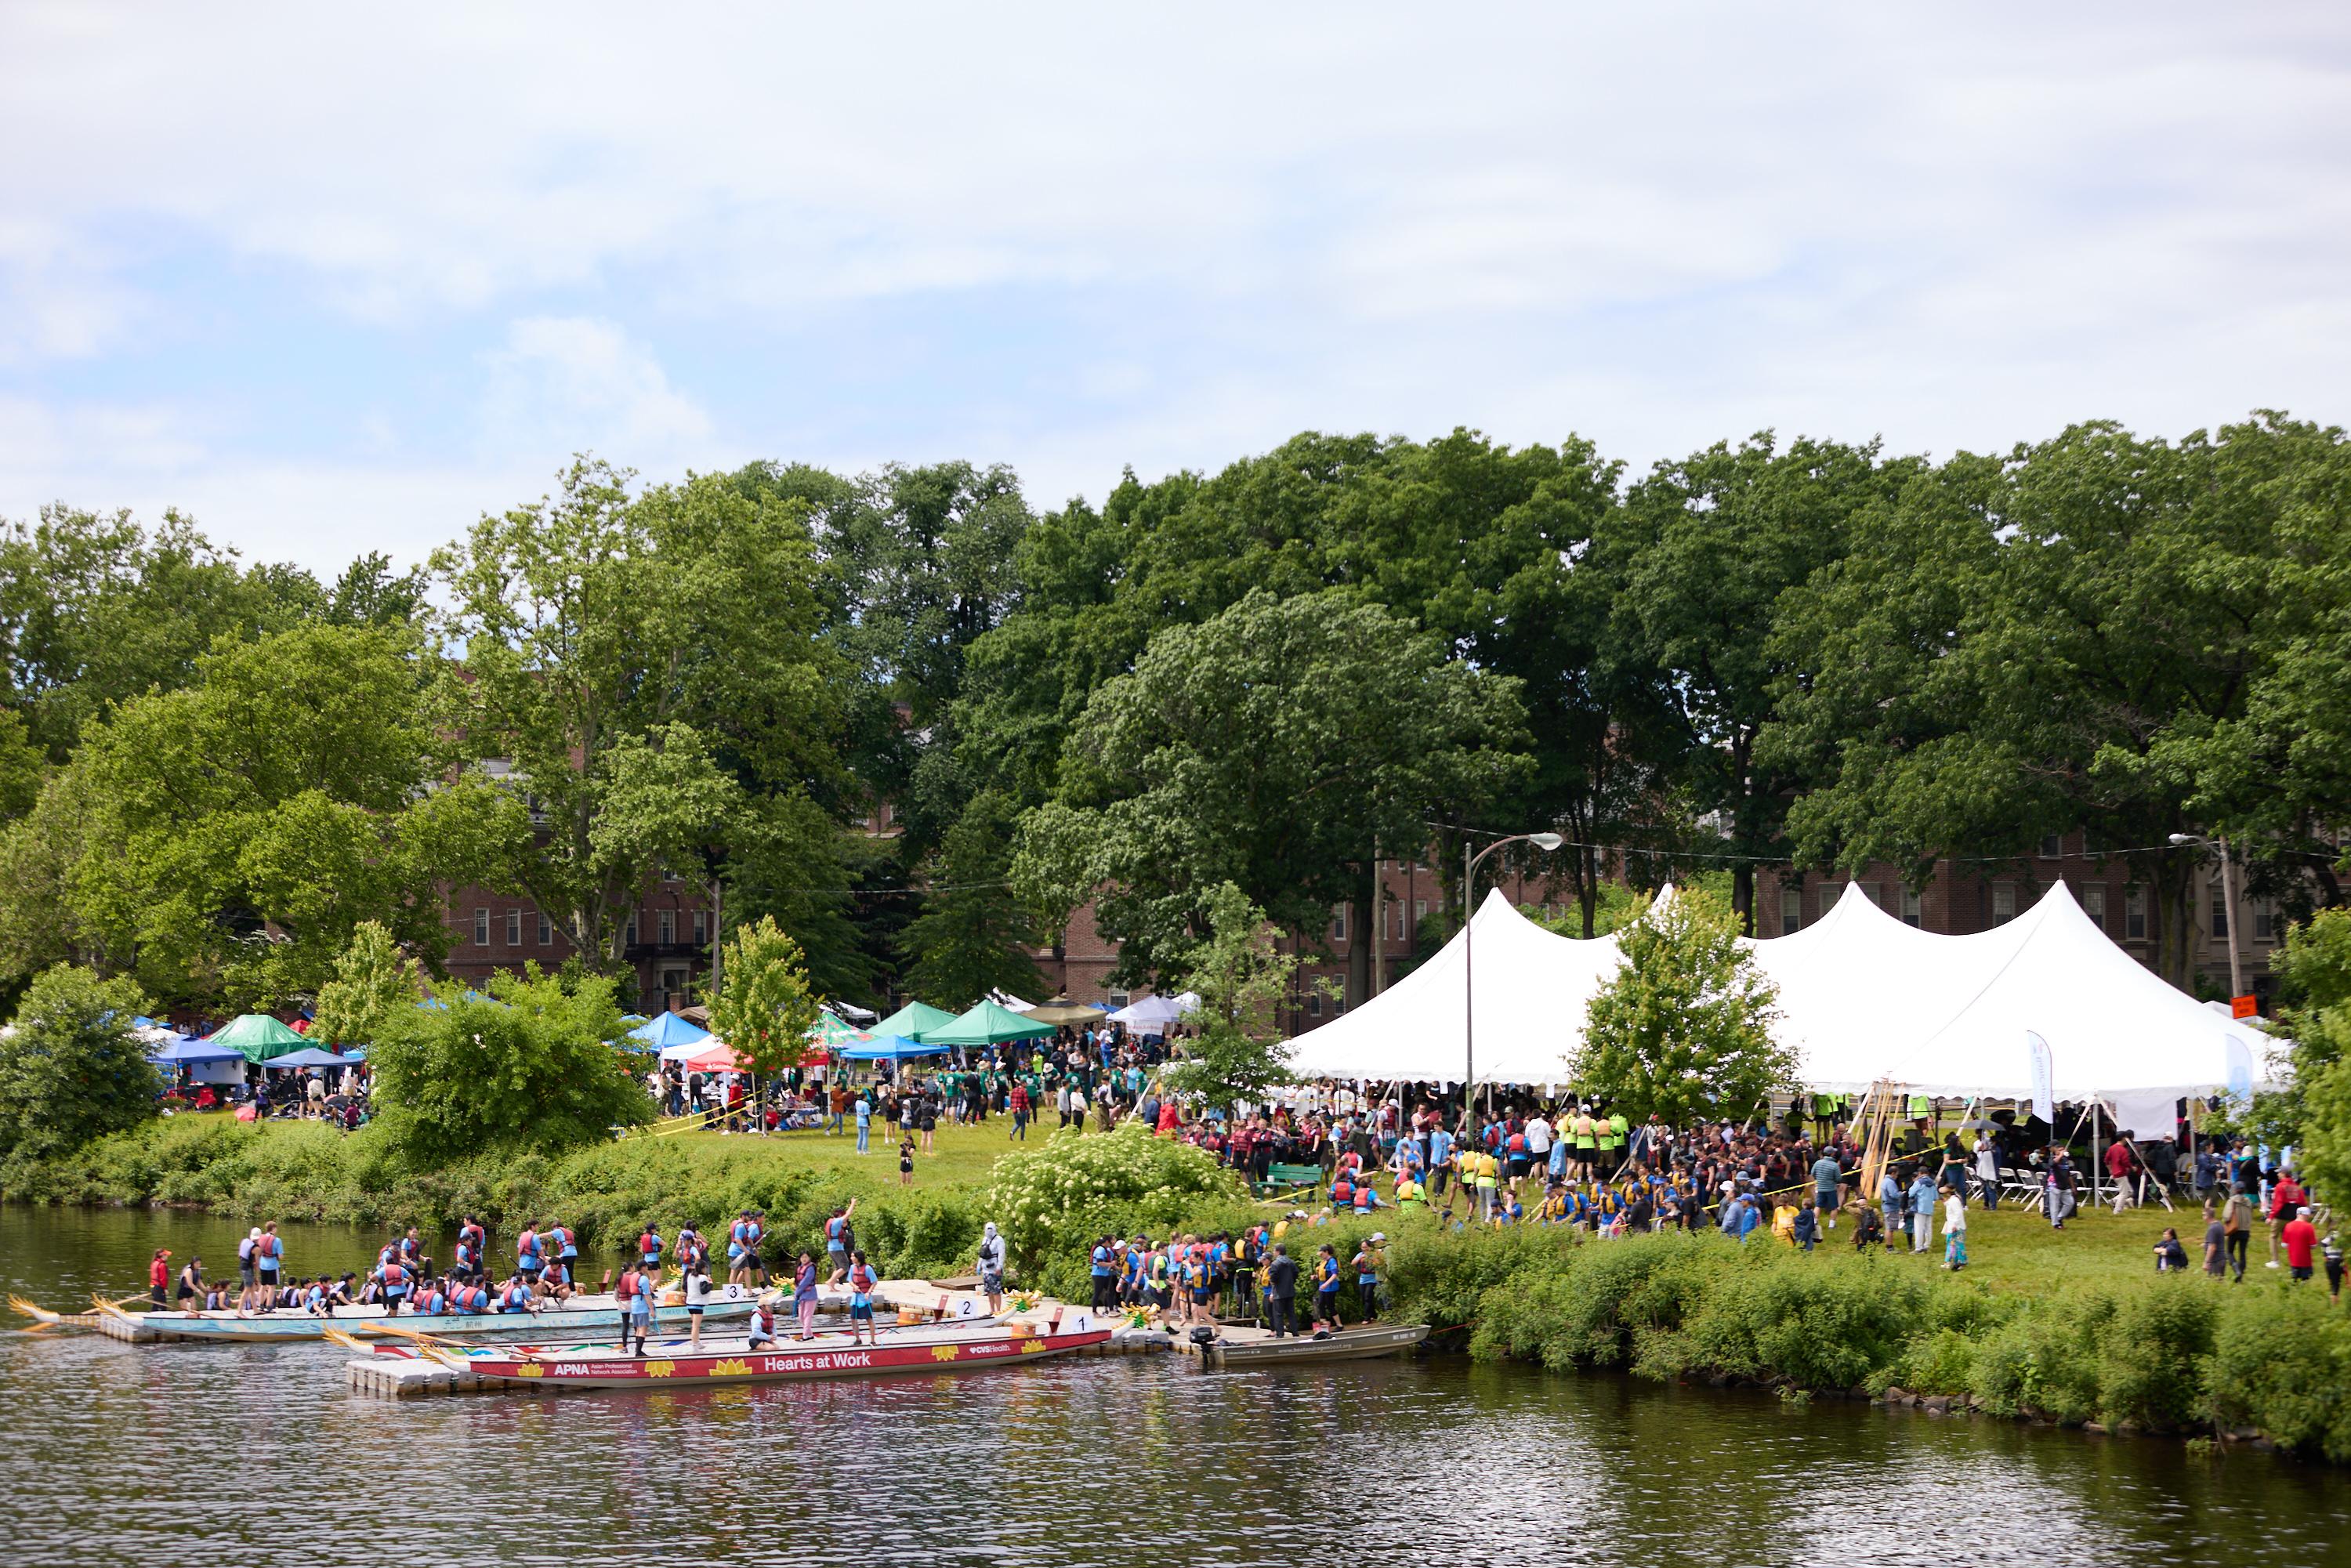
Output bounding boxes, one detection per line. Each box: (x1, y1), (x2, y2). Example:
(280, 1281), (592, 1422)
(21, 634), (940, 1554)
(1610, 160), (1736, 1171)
(1161, 882), (1299, 1110)
(1573, 885), (1792, 1127)
(2272, 909), (2351, 1200)
(435, 458), (845, 979)
(1616, 433), (1914, 933)
(60, 623), (516, 1010)
(368, 966), (650, 1162)
(899, 790), (1045, 1008)
(708, 915), (822, 1077)
(0, 964), (157, 1163)
(311, 921), (422, 1049)
(1014, 588), (1527, 987)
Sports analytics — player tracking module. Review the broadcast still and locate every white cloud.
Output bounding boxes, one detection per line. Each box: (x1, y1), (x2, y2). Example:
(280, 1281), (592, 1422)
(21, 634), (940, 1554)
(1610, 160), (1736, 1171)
(477, 316), (711, 465)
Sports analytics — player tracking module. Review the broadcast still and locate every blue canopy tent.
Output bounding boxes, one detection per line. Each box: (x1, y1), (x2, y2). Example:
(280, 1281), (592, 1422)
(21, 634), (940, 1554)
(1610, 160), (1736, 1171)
(630, 1012), (712, 1059)
(835, 1034), (947, 1062)
(150, 1031), (248, 1086)
(150, 1034), (245, 1064)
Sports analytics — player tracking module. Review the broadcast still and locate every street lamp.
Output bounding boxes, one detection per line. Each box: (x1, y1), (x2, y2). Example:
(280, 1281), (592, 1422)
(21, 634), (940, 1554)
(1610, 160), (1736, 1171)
(2169, 832), (2245, 1003)
(1463, 830), (1564, 1127)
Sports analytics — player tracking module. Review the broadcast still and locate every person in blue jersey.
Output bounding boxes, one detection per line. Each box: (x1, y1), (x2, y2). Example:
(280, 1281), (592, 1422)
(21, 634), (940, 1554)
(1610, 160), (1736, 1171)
(1089, 1236), (1115, 1312)
(1312, 1243), (1342, 1331)
(1350, 1237), (1379, 1323)
(624, 1265), (656, 1356)
(845, 1251), (878, 1345)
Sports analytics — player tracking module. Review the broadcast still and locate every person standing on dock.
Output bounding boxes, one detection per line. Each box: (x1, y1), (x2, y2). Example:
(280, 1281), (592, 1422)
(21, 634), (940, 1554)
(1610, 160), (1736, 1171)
(1312, 1244), (1341, 1331)
(147, 1249), (171, 1309)
(255, 1222), (284, 1308)
(976, 1222), (1006, 1319)
(625, 1265), (655, 1355)
(824, 1201), (857, 1286)
(792, 1250), (820, 1339)
(1350, 1238), (1378, 1323)
(1264, 1244), (1299, 1337)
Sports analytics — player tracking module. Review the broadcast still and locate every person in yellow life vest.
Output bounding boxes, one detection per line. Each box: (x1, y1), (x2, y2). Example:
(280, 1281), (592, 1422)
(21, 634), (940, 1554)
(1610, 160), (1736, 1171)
(1538, 1185), (1567, 1224)
(1474, 1148), (1501, 1220)
(1571, 1108), (1597, 1181)
(1395, 1173), (1428, 1211)
(1772, 1200), (1799, 1248)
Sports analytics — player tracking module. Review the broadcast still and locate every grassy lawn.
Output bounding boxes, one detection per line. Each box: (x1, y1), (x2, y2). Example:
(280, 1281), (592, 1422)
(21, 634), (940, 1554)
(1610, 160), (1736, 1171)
(660, 1111), (1051, 1191)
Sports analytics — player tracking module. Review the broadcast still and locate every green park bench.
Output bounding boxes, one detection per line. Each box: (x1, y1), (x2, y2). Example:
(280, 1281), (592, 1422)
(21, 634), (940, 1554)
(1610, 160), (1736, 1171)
(1255, 1162), (1324, 1200)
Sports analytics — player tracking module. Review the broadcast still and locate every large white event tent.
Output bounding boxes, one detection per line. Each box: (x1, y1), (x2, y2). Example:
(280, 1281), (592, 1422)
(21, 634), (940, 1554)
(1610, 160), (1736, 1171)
(1283, 881), (2271, 1133)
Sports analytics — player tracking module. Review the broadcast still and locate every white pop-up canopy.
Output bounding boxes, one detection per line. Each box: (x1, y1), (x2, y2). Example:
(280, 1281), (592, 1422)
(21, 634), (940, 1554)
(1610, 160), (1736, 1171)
(1282, 880), (2273, 1128)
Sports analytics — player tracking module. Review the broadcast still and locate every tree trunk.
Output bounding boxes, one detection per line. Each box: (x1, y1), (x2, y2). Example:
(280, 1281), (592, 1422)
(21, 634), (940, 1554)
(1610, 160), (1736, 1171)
(1733, 863), (1756, 937)
(1346, 889), (1372, 1014)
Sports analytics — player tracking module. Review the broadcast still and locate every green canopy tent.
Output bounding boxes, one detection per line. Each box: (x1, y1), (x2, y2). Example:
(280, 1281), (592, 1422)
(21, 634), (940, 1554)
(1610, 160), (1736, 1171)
(204, 1012), (310, 1063)
(871, 1001), (958, 1042)
(923, 1000), (1056, 1048)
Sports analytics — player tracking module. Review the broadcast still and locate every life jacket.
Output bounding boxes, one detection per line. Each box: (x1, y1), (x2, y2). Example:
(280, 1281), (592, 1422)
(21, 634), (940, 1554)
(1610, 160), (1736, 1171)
(502, 1282), (531, 1309)
(518, 1230), (541, 1262)
(420, 1291), (447, 1315)
(825, 1217), (846, 1245)
(751, 1304), (775, 1337)
(639, 1230), (661, 1260)
(1318, 1256), (1338, 1287)
(1353, 1186), (1374, 1212)
(259, 1236), (281, 1262)
(380, 1262), (410, 1291)
(616, 1269), (637, 1302)
(458, 1287), (490, 1313)
(848, 1263), (875, 1294)
(1509, 1133), (1527, 1155)
(1331, 1178), (1354, 1204)
(455, 1242), (476, 1270)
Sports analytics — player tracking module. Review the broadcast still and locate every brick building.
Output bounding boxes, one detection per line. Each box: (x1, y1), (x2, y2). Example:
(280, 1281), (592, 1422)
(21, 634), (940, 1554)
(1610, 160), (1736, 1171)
(440, 875), (715, 1017)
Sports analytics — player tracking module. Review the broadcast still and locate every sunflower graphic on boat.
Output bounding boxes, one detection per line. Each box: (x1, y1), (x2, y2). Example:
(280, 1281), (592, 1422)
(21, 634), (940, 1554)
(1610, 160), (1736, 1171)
(711, 1358), (751, 1376)
(930, 1344), (959, 1362)
(641, 1360), (677, 1378)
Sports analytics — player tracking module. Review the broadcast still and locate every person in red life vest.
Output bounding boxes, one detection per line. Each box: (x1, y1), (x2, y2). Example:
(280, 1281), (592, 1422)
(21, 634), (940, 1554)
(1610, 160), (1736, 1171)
(615, 1262), (644, 1353)
(746, 1296), (779, 1351)
(375, 1257), (412, 1315)
(845, 1251), (878, 1345)
(498, 1273), (535, 1314)
(452, 1280), (491, 1315)
(458, 1215), (488, 1284)
(147, 1249), (171, 1310)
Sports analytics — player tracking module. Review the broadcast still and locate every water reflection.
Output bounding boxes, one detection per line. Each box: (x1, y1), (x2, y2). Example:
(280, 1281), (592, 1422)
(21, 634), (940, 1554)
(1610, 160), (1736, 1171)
(2, 1208), (2344, 1566)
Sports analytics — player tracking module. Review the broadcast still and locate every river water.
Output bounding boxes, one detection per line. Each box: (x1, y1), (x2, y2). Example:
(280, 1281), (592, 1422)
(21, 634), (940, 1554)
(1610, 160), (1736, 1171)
(2, 1207), (2344, 1567)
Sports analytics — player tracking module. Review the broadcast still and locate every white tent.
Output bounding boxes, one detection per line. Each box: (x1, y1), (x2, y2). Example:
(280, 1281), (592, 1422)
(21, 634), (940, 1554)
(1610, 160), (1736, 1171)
(1282, 881), (2273, 1126)
(1109, 992), (1199, 1030)
(1284, 890), (1619, 1087)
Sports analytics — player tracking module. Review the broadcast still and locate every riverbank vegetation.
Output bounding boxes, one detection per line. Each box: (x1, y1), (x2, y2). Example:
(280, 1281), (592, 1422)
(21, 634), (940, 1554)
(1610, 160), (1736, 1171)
(9, 1110), (2345, 1461)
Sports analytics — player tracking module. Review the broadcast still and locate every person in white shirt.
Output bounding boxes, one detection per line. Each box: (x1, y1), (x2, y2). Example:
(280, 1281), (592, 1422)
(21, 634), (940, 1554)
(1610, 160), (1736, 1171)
(1942, 1190), (1969, 1271)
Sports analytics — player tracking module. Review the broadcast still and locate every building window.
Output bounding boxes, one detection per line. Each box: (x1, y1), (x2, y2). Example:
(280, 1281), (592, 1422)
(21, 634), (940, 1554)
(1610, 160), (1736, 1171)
(1819, 882), (1840, 918)
(2040, 834), (2063, 860)
(2254, 900), (2277, 943)
(692, 911), (707, 946)
(2210, 890), (2230, 941)
(538, 913), (552, 946)
(1306, 991), (1322, 1019)
(1780, 886), (1802, 936)
(473, 907), (490, 947)
(660, 968), (686, 1000)
(1992, 884), (2016, 925)
(1901, 889), (1922, 928)
(2125, 886), (2146, 940)
(626, 914), (639, 947)
(2082, 885), (2106, 934)
(658, 911), (676, 946)
(1393, 900), (1408, 940)
(1330, 904), (1348, 943)
(663, 865), (682, 884)
(1331, 976), (1347, 1016)
(505, 910), (522, 946)
(1414, 899), (1429, 929)
(1107, 990), (1130, 1010)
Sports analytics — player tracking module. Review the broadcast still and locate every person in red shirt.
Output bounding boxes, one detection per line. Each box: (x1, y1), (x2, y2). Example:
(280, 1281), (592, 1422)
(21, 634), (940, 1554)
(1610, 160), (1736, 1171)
(147, 1248), (172, 1309)
(2282, 1210), (2320, 1283)
(2104, 1137), (2138, 1208)
(2270, 1170), (2309, 1269)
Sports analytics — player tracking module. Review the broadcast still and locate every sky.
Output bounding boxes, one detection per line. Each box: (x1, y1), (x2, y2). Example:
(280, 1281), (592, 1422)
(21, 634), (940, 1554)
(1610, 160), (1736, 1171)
(2, 4), (2347, 575)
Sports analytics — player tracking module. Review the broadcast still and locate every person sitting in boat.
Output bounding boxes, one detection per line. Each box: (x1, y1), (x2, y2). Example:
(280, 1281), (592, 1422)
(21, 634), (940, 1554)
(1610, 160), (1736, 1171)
(497, 1273), (538, 1314)
(302, 1276), (331, 1316)
(845, 1251), (878, 1345)
(414, 1277), (453, 1317)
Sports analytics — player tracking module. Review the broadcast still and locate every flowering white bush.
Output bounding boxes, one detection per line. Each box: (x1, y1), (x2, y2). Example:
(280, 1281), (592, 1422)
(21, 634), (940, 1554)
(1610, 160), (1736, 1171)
(985, 1122), (1244, 1269)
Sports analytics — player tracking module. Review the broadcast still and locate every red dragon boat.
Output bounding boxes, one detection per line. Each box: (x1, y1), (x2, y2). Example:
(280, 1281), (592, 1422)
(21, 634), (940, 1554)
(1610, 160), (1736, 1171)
(424, 1315), (1112, 1390)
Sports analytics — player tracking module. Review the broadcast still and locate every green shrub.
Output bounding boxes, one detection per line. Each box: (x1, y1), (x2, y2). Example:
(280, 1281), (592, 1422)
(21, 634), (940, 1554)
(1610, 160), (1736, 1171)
(1676, 1251), (1937, 1391)
(1897, 1328), (1979, 1396)
(1968, 1290), (2113, 1424)
(2098, 1280), (2218, 1431)
(2206, 1287), (2351, 1461)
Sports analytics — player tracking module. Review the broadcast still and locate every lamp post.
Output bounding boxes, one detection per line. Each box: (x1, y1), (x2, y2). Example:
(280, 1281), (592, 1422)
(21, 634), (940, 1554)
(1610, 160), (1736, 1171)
(1463, 831), (1564, 1127)
(2168, 832), (2245, 1003)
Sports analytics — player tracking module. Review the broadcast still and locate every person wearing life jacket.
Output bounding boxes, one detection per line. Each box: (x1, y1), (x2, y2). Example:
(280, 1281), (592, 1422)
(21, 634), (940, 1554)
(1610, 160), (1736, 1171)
(822, 1202), (857, 1287)
(454, 1236), (477, 1279)
(516, 1224), (542, 1284)
(1353, 1179), (1379, 1215)
(1329, 1172), (1356, 1209)
(677, 1223), (704, 1276)
(302, 1277), (331, 1316)
(498, 1274), (535, 1314)
(543, 1221), (575, 1287)
(376, 1258), (411, 1315)
(741, 1211), (768, 1286)
(397, 1227), (425, 1276)
(455, 1280), (491, 1315)
(746, 1296), (779, 1351)
(845, 1251), (878, 1345)
(458, 1216), (488, 1283)
(1313, 1244), (1342, 1331)
(637, 1224), (664, 1280)
(253, 1223), (284, 1312)
(415, 1278), (450, 1316)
